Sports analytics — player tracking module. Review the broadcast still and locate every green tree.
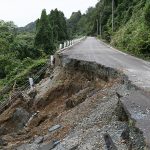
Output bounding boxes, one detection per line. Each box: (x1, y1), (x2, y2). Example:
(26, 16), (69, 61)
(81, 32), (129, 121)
(35, 9), (54, 54)
(67, 11), (82, 38)
(49, 9), (68, 42)
(145, 2), (150, 26)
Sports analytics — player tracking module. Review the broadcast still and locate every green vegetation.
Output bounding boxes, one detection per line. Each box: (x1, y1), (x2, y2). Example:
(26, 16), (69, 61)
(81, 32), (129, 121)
(35, 9), (68, 54)
(67, 8), (98, 37)
(111, 0), (150, 58)
(35, 9), (54, 54)
(0, 8), (68, 94)
(0, 20), (44, 90)
(67, 11), (82, 38)
(69, 0), (150, 58)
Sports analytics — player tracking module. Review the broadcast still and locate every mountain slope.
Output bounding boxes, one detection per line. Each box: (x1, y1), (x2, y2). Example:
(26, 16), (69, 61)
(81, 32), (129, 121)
(18, 21), (36, 32)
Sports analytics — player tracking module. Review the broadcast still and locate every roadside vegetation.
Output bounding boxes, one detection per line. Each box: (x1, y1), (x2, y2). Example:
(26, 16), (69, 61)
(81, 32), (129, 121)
(0, 21), (45, 90)
(70, 0), (150, 59)
(0, 9), (69, 92)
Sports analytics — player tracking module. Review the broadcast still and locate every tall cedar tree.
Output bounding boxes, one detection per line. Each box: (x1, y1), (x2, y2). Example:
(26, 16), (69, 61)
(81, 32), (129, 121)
(67, 11), (82, 38)
(35, 9), (54, 54)
(49, 9), (68, 42)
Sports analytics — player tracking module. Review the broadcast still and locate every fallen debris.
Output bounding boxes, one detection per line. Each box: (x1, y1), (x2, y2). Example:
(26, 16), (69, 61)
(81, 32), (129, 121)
(48, 124), (61, 133)
(37, 140), (60, 150)
(0, 138), (8, 146)
(34, 136), (44, 144)
(103, 133), (117, 150)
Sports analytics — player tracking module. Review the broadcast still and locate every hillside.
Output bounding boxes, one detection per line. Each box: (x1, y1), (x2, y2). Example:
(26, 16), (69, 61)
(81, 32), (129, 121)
(17, 21), (36, 33)
(70, 0), (150, 58)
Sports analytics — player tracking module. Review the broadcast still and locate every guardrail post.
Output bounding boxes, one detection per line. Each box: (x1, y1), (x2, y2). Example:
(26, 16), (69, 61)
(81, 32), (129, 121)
(50, 55), (54, 66)
(64, 42), (66, 48)
(64, 42), (67, 48)
(70, 40), (72, 46)
(29, 78), (34, 90)
(59, 44), (63, 50)
(67, 41), (70, 47)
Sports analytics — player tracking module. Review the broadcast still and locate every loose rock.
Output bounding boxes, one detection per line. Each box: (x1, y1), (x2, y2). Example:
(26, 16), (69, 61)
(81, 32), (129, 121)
(12, 107), (30, 130)
(34, 136), (44, 144)
(48, 124), (61, 133)
(0, 138), (7, 146)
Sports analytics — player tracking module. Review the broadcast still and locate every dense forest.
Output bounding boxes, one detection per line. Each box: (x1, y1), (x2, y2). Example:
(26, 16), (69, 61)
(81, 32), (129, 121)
(0, 0), (150, 96)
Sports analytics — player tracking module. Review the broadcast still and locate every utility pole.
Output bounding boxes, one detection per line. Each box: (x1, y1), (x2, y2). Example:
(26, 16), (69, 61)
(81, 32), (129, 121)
(52, 21), (54, 43)
(112, 0), (114, 32)
(96, 19), (99, 36)
(99, 12), (102, 38)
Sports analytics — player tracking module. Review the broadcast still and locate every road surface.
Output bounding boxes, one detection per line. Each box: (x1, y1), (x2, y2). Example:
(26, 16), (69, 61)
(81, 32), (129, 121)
(62, 37), (150, 147)
(62, 37), (150, 90)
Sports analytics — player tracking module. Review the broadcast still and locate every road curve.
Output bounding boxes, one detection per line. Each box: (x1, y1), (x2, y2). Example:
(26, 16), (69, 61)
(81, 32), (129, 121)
(62, 37), (150, 90)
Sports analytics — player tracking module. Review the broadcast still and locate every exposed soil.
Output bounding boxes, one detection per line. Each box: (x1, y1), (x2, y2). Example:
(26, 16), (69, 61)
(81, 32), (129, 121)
(0, 60), (145, 150)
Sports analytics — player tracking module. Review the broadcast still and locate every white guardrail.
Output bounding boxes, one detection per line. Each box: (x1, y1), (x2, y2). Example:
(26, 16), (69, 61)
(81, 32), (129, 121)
(57, 36), (86, 53)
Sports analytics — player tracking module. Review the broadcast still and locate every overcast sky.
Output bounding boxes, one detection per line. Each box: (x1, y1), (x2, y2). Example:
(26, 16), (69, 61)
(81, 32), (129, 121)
(0, 0), (98, 27)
